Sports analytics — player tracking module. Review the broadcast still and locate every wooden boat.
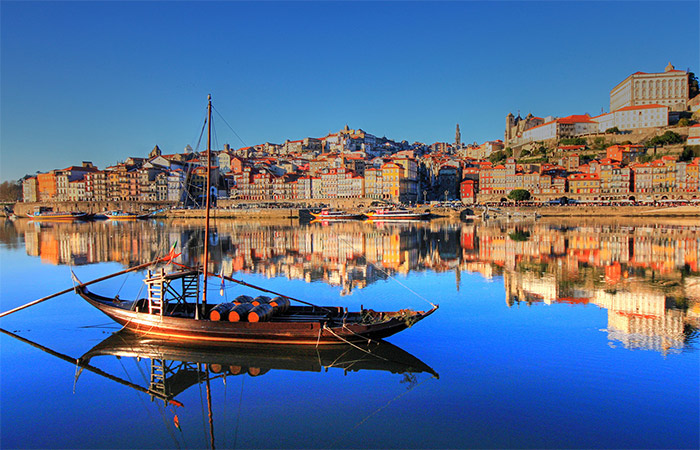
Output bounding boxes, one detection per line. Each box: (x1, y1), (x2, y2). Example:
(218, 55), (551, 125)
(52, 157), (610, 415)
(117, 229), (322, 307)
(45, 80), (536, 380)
(27, 207), (88, 221)
(75, 271), (436, 345)
(364, 208), (431, 221)
(310, 208), (363, 221)
(104, 210), (151, 220)
(75, 96), (437, 345)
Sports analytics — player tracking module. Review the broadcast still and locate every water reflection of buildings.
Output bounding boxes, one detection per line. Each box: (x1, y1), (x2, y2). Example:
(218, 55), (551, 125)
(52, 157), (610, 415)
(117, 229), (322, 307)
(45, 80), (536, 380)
(492, 220), (699, 354)
(11, 218), (699, 353)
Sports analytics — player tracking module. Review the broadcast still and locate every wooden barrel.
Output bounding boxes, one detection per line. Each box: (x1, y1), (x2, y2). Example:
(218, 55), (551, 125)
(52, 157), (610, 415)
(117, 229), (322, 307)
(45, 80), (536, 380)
(233, 295), (254, 305)
(251, 295), (271, 306)
(229, 365), (243, 375)
(247, 304), (273, 322)
(227, 303), (254, 322)
(269, 296), (290, 313)
(209, 364), (223, 373)
(209, 302), (234, 321)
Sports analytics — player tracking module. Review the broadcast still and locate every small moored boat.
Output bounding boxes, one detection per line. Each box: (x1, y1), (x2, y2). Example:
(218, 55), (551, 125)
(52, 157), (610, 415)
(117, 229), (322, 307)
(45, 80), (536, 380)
(364, 208), (431, 221)
(27, 207), (89, 221)
(104, 210), (151, 220)
(310, 208), (363, 221)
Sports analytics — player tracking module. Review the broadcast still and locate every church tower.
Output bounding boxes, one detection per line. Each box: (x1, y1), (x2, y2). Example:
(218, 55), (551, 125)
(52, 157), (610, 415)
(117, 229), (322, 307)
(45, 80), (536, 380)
(455, 124), (461, 148)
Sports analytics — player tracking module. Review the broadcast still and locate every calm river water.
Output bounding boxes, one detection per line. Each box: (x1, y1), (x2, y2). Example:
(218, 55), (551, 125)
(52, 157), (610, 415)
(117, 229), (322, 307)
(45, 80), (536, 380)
(0, 216), (698, 449)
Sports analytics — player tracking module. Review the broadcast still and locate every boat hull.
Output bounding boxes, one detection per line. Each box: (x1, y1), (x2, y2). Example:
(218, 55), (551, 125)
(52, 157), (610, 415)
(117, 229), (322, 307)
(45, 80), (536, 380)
(77, 287), (436, 345)
(27, 212), (89, 221)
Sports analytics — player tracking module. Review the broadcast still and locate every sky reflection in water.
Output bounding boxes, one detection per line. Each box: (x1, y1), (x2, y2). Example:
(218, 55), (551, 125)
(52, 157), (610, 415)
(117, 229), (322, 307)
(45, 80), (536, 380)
(0, 217), (698, 449)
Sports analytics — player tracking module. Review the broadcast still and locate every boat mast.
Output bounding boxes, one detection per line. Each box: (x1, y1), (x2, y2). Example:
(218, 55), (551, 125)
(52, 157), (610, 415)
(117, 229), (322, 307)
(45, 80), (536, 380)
(202, 94), (212, 315)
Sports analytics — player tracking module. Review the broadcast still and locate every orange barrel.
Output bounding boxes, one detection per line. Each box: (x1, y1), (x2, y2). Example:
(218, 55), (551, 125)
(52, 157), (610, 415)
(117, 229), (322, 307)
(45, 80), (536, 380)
(227, 303), (254, 322)
(251, 295), (271, 306)
(209, 364), (223, 373)
(229, 365), (243, 375)
(209, 302), (234, 321)
(247, 304), (274, 322)
(269, 296), (290, 313)
(233, 295), (254, 305)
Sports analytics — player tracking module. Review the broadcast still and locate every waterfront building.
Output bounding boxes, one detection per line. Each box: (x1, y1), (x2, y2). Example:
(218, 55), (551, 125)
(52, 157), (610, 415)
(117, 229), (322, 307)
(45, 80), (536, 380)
(295, 175), (313, 200)
(22, 177), (38, 202)
(85, 170), (107, 202)
(631, 162), (653, 193)
(381, 162), (401, 201)
(364, 167), (382, 199)
(460, 179), (477, 203)
(568, 173), (600, 194)
(36, 171), (58, 201)
(610, 63), (689, 112)
(67, 178), (86, 201)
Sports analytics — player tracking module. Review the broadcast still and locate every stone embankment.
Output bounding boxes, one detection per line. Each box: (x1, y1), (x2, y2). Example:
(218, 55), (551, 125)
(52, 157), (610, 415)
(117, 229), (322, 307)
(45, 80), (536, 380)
(11, 201), (700, 220)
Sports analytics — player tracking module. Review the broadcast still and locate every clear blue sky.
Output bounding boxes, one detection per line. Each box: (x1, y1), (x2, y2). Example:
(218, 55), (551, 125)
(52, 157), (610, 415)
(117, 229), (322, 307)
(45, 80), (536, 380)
(1, 1), (698, 181)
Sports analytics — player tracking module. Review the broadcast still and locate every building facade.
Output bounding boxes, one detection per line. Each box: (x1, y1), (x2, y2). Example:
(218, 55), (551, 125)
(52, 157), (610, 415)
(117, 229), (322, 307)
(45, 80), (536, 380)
(610, 63), (688, 112)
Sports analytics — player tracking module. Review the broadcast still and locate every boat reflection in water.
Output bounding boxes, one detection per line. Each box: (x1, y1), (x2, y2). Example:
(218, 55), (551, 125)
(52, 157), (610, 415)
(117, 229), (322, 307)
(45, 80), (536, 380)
(79, 329), (439, 385)
(2, 326), (437, 400)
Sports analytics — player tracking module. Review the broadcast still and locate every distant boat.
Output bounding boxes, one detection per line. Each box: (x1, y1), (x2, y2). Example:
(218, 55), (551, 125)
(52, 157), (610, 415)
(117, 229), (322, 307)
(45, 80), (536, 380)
(26, 208), (88, 221)
(365, 208), (431, 221)
(104, 210), (151, 220)
(310, 208), (363, 221)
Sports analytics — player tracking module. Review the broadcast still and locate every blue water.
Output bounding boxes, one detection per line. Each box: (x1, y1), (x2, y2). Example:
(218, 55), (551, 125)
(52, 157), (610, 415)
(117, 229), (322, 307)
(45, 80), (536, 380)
(0, 218), (698, 449)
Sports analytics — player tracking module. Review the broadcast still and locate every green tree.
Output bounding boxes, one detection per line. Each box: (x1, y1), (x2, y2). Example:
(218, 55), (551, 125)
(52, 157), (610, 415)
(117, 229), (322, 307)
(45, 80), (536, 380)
(560, 137), (587, 146)
(489, 150), (507, 164)
(677, 118), (690, 127)
(508, 189), (531, 202)
(689, 72), (699, 99)
(508, 229), (531, 242)
(679, 146), (700, 162)
(605, 127), (620, 134)
(646, 131), (684, 148)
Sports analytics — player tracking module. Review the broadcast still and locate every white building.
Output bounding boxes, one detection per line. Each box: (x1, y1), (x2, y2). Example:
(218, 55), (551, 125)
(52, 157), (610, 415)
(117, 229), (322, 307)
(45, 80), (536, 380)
(521, 114), (598, 143)
(610, 63), (689, 112)
(594, 104), (669, 132)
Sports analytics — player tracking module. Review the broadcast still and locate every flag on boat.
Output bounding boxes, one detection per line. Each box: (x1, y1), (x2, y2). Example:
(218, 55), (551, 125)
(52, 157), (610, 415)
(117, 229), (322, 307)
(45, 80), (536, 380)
(162, 241), (181, 263)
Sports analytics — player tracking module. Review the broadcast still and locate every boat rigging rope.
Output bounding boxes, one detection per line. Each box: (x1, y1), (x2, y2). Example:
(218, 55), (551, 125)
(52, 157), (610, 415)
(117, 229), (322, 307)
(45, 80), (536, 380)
(321, 323), (385, 358)
(212, 105), (247, 147)
(124, 356), (182, 449)
(327, 373), (434, 449)
(334, 232), (437, 309)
